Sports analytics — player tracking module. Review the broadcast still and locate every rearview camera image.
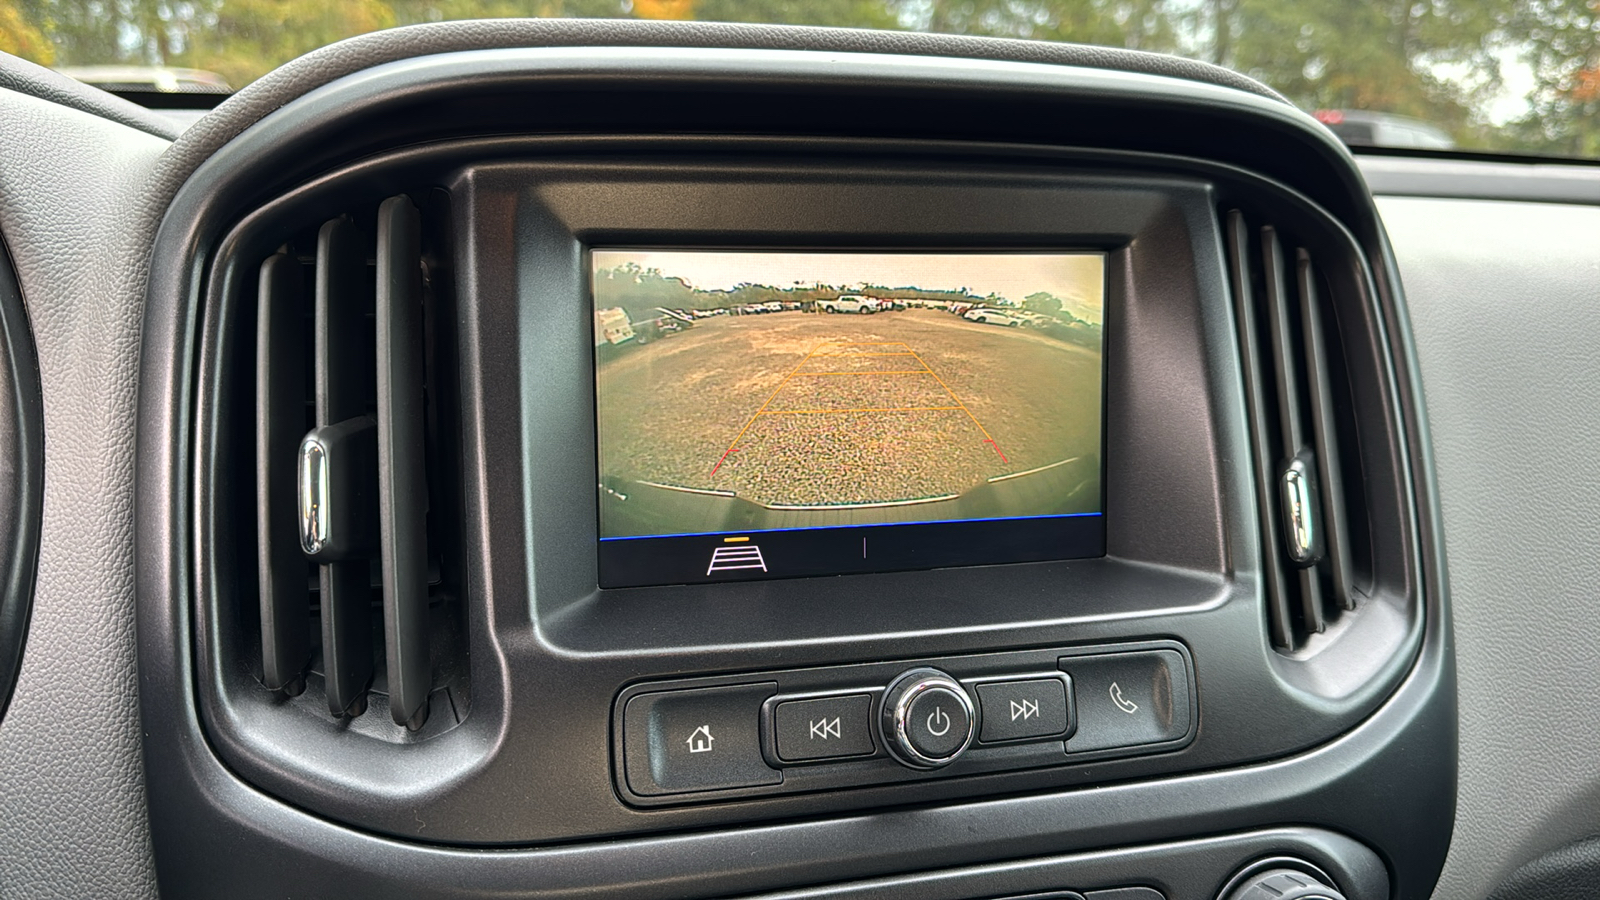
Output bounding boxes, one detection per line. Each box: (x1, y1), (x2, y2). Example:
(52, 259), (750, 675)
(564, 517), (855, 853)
(593, 249), (1105, 587)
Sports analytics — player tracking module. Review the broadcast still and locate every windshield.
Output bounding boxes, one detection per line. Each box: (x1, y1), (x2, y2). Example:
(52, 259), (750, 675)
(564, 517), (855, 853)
(4, 0), (1599, 160)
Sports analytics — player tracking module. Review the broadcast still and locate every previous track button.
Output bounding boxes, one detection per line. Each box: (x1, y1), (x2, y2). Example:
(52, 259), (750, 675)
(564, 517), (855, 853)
(773, 694), (876, 762)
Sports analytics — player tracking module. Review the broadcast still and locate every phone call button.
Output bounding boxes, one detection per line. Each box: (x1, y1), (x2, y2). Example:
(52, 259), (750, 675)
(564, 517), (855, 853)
(1060, 650), (1191, 753)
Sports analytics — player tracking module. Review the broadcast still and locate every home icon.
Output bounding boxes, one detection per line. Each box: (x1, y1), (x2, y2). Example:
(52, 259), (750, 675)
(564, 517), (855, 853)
(686, 725), (715, 754)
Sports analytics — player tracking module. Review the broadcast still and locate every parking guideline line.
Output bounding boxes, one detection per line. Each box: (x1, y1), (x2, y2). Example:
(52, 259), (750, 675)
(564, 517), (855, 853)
(789, 370), (933, 377)
(902, 345), (1009, 463)
(758, 406), (965, 415)
(709, 340), (834, 475)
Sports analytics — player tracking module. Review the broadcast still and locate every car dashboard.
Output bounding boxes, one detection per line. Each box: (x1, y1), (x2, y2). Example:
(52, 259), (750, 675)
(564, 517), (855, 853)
(0, 19), (1595, 900)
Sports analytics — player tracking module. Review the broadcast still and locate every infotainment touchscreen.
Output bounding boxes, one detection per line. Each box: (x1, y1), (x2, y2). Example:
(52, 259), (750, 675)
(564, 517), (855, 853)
(592, 249), (1105, 588)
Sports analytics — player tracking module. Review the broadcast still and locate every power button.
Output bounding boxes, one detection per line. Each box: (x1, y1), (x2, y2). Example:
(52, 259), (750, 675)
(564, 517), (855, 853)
(881, 668), (975, 768)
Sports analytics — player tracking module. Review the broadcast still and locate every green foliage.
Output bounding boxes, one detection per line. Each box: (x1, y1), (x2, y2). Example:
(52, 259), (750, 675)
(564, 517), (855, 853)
(594, 262), (700, 319)
(694, 0), (895, 28)
(195, 0), (396, 88)
(1210, 0), (1513, 143)
(0, 1), (53, 62)
(10, 0), (1600, 159)
(1503, 0), (1600, 156)
(391, 0), (627, 26)
(898, 0), (1180, 52)
(1023, 291), (1063, 314)
(593, 262), (1011, 318)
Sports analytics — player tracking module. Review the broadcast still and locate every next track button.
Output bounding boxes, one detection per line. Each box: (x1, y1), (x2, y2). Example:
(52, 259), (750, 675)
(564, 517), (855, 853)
(975, 675), (1073, 743)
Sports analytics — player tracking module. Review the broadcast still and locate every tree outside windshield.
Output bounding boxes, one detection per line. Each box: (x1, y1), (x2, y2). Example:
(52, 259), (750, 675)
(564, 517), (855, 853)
(2, 0), (1599, 159)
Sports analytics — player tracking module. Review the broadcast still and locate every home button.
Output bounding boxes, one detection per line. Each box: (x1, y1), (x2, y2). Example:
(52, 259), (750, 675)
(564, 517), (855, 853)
(623, 683), (782, 795)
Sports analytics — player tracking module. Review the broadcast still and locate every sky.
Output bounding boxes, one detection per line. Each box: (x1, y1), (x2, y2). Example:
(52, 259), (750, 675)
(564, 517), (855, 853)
(1486, 55), (1538, 125)
(594, 249), (1106, 320)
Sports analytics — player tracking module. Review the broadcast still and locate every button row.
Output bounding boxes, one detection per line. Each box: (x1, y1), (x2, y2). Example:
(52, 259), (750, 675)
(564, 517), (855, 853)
(619, 647), (1192, 798)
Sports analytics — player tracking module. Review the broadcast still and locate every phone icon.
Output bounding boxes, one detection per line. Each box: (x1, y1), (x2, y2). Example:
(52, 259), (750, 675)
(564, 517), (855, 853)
(1109, 682), (1139, 715)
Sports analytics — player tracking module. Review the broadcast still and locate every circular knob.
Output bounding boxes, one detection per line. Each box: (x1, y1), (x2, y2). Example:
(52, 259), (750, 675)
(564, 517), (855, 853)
(880, 668), (975, 768)
(1221, 868), (1346, 900)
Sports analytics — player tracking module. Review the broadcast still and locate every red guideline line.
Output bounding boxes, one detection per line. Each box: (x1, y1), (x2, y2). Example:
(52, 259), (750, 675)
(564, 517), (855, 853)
(984, 438), (1009, 464)
(710, 446), (739, 476)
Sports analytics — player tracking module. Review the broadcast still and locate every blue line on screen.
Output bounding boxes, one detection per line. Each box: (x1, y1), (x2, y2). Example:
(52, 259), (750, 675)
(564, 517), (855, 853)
(598, 511), (1103, 542)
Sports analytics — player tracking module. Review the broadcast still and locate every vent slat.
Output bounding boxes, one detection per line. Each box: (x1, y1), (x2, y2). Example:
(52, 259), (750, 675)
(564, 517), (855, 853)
(1228, 208), (1367, 649)
(1296, 251), (1356, 611)
(1261, 227), (1310, 458)
(314, 217), (375, 717)
(375, 195), (432, 730)
(316, 216), (372, 422)
(1225, 211), (1295, 649)
(1261, 227), (1325, 635)
(246, 192), (463, 734)
(256, 253), (309, 693)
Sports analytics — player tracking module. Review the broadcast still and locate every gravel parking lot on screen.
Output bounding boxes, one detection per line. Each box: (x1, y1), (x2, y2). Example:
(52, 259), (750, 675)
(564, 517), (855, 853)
(597, 309), (1102, 512)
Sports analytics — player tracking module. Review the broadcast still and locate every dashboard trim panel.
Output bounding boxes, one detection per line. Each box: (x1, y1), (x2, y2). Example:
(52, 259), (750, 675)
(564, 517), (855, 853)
(132, 41), (1452, 899)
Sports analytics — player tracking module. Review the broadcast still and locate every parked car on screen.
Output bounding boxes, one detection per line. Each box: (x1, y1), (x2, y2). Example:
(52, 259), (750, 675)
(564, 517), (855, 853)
(963, 308), (1028, 326)
(817, 294), (879, 313)
(594, 307), (636, 345)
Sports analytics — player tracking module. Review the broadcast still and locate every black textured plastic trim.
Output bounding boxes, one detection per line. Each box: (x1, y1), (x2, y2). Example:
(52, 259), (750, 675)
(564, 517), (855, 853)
(0, 234), (44, 727)
(744, 827), (1385, 900)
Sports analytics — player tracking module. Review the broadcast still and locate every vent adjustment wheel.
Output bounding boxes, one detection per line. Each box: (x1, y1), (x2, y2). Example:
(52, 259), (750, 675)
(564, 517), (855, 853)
(1221, 867), (1346, 900)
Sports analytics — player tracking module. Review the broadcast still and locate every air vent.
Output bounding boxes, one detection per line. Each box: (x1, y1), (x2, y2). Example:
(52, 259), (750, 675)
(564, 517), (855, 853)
(1224, 209), (1362, 650)
(254, 193), (465, 731)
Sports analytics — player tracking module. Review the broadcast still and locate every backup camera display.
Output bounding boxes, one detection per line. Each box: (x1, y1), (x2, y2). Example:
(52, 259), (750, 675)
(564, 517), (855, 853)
(593, 249), (1106, 588)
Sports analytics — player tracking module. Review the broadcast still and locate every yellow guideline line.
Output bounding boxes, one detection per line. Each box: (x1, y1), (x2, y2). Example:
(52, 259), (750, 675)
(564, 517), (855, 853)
(904, 347), (996, 442)
(709, 341), (833, 473)
(810, 352), (917, 357)
(789, 370), (932, 377)
(723, 536), (750, 543)
(760, 406), (964, 415)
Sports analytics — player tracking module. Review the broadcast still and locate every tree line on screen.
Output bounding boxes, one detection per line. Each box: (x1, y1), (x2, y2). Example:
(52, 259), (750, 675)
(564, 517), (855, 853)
(3, 0), (1599, 158)
(594, 261), (1104, 348)
(593, 260), (1094, 321)
(594, 260), (997, 311)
